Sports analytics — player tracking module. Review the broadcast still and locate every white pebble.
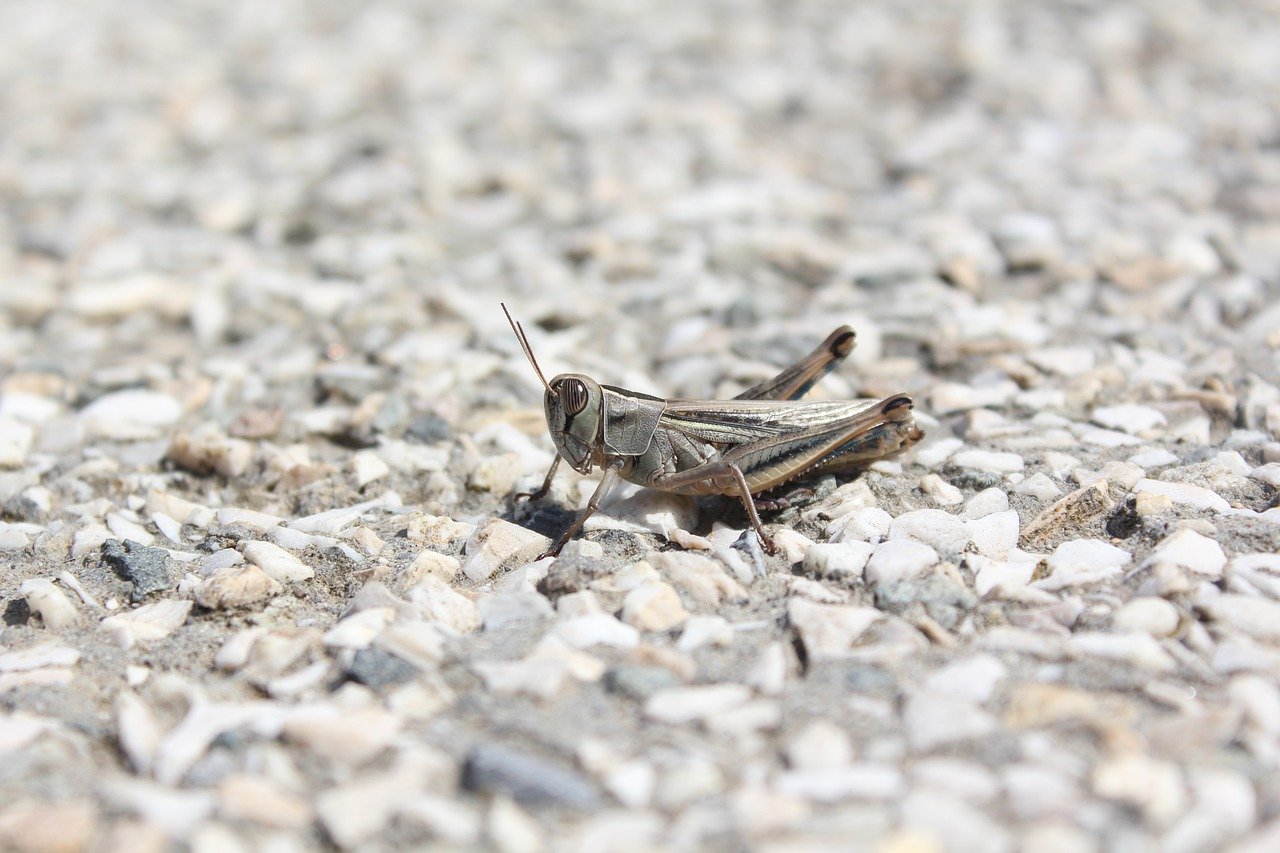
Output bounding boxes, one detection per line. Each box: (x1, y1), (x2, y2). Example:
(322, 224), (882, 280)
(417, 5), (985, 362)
(1070, 631), (1177, 672)
(322, 607), (394, 649)
(950, 450), (1025, 473)
(802, 541), (874, 579)
(1198, 595), (1280, 642)
(746, 642), (788, 696)
(785, 720), (854, 770)
(200, 548), (243, 575)
(774, 763), (904, 802)
(79, 390), (182, 439)
(20, 579), (79, 631)
(556, 614), (640, 649)
(0, 418), (34, 467)
(913, 437), (964, 469)
(973, 554), (1038, 597)
(241, 540), (315, 583)
(462, 519), (550, 582)
(676, 616), (734, 652)
(1091, 404), (1167, 434)
(106, 513), (154, 547)
(787, 599), (882, 658)
(168, 425), (253, 478)
(1037, 539), (1132, 591)
(919, 474), (963, 506)
(924, 655), (1007, 704)
(150, 512), (183, 545)
(836, 507), (893, 543)
(0, 528), (31, 550)
(193, 565), (281, 610)
(904, 692), (996, 750)
(963, 488), (1010, 519)
(865, 539), (939, 586)
(1128, 448), (1180, 468)
(1250, 463), (1280, 488)
(216, 507), (283, 532)
(1143, 528), (1227, 578)
(966, 510), (1020, 559)
(1133, 479), (1230, 513)
(1113, 597), (1180, 637)
(407, 576), (481, 634)
(99, 599), (193, 648)
(644, 684), (751, 723)
(889, 509), (971, 555)
(352, 451), (391, 487)
(1092, 753), (1187, 825)
(622, 582), (689, 632)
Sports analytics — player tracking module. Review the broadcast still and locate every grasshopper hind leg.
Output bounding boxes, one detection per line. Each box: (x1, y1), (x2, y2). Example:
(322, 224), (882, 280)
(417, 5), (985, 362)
(735, 326), (856, 402)
(802, 396), (924, 477)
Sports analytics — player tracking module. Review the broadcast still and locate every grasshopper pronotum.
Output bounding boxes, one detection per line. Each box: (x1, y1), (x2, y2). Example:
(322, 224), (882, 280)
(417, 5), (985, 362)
(504, 305), (923, 557)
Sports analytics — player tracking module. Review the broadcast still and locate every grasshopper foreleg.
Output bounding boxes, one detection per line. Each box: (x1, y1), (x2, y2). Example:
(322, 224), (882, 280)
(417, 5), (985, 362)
(542, 458), (623, 558)
(515, 456), (561, 503)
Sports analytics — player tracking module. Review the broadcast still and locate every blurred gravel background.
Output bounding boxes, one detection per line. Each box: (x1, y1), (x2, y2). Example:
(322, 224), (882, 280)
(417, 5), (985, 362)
(4, 0), (1280, 850)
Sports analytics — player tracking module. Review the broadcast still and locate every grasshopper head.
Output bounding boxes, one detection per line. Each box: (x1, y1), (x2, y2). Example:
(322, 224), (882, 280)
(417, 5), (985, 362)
(545, 373), (602, 473)
(500, 304), (603, 474)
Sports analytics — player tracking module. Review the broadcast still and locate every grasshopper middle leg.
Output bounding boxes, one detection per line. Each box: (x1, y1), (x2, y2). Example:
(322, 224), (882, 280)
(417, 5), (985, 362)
(727, 462), (777, 554)
(540, 459), (623, 558)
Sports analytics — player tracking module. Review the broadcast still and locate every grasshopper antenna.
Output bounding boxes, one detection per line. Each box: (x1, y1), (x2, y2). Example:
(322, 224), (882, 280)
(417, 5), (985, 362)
(501, 303), (552, 392)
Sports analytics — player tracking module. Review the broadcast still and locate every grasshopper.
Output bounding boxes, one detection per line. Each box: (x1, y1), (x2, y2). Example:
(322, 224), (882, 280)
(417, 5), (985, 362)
(503, 305), (924, 557)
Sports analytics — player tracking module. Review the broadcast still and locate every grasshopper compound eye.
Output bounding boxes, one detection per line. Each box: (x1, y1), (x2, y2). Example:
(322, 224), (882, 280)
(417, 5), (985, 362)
(561, 378), (589, 416)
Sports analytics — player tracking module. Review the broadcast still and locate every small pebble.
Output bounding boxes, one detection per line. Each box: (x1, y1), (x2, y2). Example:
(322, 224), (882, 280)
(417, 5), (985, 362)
(865, 540), (939, 586)
(802, 541), (874, 580)
(462, 744), (602, 810)
(1143, 528), (1227, 578)
(1113, 598), (1181, 637)
(102, 539), (173, 601)
(194, 565), (281, 610)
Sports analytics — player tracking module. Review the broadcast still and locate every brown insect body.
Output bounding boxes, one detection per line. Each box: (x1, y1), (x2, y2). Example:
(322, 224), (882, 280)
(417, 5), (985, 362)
(503, 305), (923, 556)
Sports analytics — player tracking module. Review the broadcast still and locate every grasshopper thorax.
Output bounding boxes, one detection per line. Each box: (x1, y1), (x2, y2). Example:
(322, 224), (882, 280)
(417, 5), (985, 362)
(545, 373), (603, 473)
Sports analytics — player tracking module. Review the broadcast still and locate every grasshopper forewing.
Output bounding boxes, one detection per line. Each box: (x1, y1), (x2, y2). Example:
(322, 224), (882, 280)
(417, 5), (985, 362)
(503, 305), (924, 557)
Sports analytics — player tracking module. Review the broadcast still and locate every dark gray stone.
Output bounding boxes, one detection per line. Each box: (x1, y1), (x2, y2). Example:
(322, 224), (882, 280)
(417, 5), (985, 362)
(406, 412), (452, 444)
(874, 574), (978, 630)
(1, 495), (42, 522)
(3, 597), (30, 626)
(371, 394), (411, 434)
(346, 647), (419, 688)
(102, 539), (173, 601)
(946, 469), (1004, 491)
(524, 505), (576, 541)
(602, 665), (681, 702)
(461, 744), (602, 810)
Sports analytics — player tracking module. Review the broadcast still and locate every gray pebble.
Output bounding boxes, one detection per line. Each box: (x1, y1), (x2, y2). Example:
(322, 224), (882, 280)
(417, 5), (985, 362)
(406, 412), (453, 444)
(875, 575), (978, 630)
(461, 744), (602, 810)
(537, 555), (613, 599)
(604, 665), (683, 702)
(345, 647), (419, 689)
(101, 539), (174, 601)
(1, 494), (43, 523)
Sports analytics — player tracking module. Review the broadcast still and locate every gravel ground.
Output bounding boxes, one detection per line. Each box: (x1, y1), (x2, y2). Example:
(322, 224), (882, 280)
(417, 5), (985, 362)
(4, 0), (1280, 850)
